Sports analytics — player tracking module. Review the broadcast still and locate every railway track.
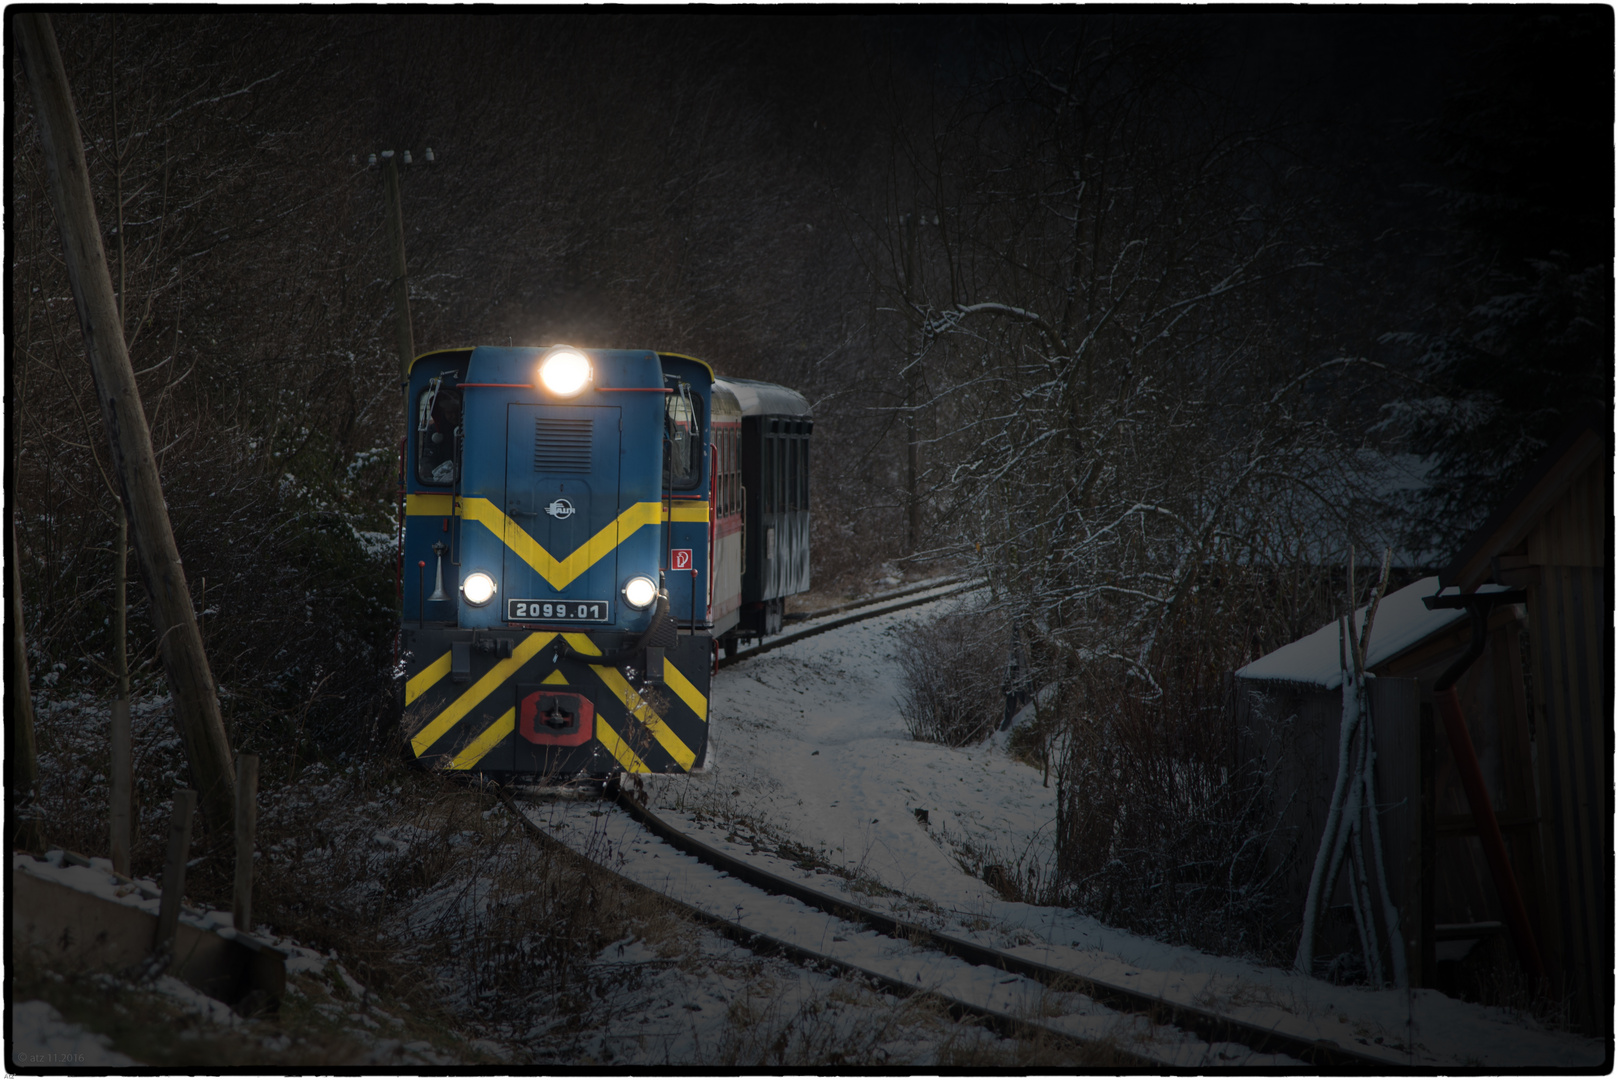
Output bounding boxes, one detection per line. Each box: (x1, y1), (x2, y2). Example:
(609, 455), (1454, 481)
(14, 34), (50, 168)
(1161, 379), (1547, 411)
(499, 785), (1403, 1070)
(488, 583), (1401, 1068)
(716, 577), (975, 669)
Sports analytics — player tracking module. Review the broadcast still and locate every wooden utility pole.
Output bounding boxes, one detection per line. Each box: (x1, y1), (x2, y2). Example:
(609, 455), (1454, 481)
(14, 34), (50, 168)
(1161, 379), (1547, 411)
(19, 14), (235, 836)
(381, 151), (415, 384)
(153, 789), (196, 967)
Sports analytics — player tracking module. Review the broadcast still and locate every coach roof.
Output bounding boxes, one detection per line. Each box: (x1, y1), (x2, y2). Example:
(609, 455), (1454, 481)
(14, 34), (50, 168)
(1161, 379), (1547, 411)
(715, 377), (811, 419)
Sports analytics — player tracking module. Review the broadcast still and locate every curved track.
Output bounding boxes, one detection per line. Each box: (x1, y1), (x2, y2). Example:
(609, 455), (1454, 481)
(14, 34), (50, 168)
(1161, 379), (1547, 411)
(495, 585), (1402, 1068)
(503, 787), (1232, 1067)
(498, 777), (1400, 1069)
(716, 577), (973, 669)
(617, 791), (1400, 1069)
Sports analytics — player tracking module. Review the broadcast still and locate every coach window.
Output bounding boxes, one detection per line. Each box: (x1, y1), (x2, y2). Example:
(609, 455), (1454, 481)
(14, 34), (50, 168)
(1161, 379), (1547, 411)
(800, 434), (810, 508)
(775, 426), (786, 512)
(786, 436), (799, 511)
(416, 379), (462, 486)
(763, 434), (775, 513)
(665, 386), (703, 490)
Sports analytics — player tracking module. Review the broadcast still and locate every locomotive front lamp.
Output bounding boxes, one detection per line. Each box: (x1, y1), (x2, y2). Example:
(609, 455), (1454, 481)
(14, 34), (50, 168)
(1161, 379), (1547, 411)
(538, 347), (592, 397)
(622, 575), (659, 610)
(461, 571), (497, 607)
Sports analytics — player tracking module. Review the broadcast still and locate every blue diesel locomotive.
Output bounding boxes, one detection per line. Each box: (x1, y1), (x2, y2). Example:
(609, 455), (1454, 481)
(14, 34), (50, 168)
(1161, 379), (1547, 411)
(398, 345), (811, 779)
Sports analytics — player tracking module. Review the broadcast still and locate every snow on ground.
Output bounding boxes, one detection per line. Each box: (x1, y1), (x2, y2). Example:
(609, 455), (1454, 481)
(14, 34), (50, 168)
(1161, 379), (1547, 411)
(526, 799), (1301, 1067)
(638, 592), (1605, 1069)
(10, 1000), (139, 1068)
(510, 919), (1016, 1067)
(664, 587), (1048, 915)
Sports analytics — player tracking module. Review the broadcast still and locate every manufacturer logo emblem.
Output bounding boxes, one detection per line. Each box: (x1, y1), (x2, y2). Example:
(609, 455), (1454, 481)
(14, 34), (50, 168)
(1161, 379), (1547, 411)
(544, 498), (576, 519)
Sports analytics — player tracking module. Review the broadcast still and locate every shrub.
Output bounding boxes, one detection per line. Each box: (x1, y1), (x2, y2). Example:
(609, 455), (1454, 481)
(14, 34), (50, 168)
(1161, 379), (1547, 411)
(1051, 641), (1289, 961)
(896, 610), (1010, 747)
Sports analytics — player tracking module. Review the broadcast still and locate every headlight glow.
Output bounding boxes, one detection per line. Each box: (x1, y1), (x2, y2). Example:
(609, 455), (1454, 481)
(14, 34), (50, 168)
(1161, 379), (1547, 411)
(538, 347), (592, 396)
(461, 571), (496, 606)
(622, 575), (659, 610)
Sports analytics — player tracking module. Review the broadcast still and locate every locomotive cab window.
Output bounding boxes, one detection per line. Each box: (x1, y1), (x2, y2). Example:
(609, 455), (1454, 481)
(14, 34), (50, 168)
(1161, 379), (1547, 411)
(416, 379), (463, 486)
(664, 385), (703, 490)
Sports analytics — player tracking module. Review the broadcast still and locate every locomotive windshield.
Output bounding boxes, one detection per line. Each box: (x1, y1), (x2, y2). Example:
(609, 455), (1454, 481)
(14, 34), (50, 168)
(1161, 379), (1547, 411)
(664, 385), (702, 489)
(416, 379), (463, 485)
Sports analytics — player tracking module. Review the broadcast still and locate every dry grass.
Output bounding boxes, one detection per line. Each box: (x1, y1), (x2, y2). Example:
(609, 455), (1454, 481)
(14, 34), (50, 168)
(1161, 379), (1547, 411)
(11, 949), (490, 1067)
(21, 689), (1179, 1066)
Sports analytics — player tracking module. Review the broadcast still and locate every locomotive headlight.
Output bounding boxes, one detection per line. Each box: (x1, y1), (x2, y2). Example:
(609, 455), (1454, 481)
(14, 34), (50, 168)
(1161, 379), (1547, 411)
(538, 347), (591, 396)
(622, 575), (658, 610)
(461, 571), (496, 607)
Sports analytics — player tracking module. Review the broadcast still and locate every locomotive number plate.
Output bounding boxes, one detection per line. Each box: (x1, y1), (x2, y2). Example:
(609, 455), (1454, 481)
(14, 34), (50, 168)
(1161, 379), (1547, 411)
(507, 599), (610, 622)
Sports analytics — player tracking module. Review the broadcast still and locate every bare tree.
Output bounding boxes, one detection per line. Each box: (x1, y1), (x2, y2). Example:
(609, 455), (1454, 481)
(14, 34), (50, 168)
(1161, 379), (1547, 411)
(857, 20), (1407, 951)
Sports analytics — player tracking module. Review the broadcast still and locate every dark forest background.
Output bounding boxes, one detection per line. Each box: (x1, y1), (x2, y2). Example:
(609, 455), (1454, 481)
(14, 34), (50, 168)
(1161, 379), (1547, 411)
(10, 11), (1611, 959)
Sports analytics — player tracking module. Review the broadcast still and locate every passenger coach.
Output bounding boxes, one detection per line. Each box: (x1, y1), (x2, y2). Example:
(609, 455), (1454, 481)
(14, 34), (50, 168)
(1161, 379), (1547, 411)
(397, 345), (810, 781)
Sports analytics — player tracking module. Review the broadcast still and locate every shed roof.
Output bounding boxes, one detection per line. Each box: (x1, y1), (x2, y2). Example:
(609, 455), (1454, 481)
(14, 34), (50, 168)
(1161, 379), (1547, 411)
(1440, 415), (1607, 592)
(1236, 576), (1512, 690)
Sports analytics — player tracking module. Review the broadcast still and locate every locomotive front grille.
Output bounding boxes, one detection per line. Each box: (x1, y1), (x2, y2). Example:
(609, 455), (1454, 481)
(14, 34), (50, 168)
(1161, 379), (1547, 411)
(534, 417), (593, 473)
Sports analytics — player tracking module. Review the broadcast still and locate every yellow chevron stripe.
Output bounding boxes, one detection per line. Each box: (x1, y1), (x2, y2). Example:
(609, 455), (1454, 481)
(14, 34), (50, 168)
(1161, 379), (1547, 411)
(662, 660), (709, 721)
(589, 664), (695, 771)
(595, 713), (651, 773)
(541, 670), (569, 685)
(667, 502), (710, 523)
(461, 498), (662, 590)
(406, 493), (458, 516)
(448, 709), (515, 770)
(406, 651), (452, 705)
(411, 632), (557, 756)
(562, 632), (602, 656)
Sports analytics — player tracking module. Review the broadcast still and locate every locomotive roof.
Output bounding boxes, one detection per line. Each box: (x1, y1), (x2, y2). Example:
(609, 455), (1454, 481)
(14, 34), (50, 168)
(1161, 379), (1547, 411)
(713, 377), (811, 419)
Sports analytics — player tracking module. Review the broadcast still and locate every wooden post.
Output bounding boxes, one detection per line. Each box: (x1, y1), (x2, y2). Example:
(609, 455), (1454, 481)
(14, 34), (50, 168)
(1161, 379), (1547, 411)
(6, 247), (42, 851)
(110, 700), (132, 874)
(381, 151), (415, 383)
(110, 513), (132, 874)
(154, 789), (196, 965)
(19, 14), (235, 836)
(6, 515), (44, 853)
(233, 754), (258, 932)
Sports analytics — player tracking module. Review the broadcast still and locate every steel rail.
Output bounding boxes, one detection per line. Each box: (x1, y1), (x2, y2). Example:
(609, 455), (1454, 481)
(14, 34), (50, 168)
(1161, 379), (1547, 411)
(784, 576), (968, 621)
(613, 789), (1402, 1070)
(717, 580), (979, 670)
(492, 786), (1167, 1067)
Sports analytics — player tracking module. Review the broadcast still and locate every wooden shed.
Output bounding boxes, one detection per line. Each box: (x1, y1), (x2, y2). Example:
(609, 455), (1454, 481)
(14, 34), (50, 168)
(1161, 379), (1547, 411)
(1236, 420), (1610, 1033)
(1235, 577), (1535, 995)
(1435, 420), (1611, 1034)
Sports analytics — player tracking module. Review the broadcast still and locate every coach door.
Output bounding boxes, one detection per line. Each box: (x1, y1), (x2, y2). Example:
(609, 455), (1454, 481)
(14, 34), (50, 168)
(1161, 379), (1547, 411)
(503, 404), (621, 622)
